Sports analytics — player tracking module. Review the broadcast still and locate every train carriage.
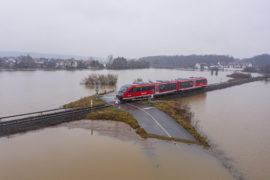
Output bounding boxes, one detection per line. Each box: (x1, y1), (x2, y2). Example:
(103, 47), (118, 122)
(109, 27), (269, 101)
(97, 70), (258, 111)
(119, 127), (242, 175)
(117, 77), (207, 101)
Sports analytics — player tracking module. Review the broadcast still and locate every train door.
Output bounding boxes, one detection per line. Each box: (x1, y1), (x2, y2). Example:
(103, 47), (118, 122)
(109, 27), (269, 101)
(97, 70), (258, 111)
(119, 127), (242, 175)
(155, 84), (159, 94)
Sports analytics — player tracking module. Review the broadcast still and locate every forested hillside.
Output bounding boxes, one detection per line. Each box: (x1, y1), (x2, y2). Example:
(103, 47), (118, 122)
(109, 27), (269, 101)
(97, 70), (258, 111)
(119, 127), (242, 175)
(139, 55), (235, 68)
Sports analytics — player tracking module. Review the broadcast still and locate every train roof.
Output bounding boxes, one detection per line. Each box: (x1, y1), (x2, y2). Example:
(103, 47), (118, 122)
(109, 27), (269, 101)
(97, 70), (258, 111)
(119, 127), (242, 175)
(176, 77), (206, 80)
(156, 80), (170, 83)
(133, 82), (149, 85)
(123, 77), (207, 87)
(120, 84), (133, 89)
(189, 76), (206, 79)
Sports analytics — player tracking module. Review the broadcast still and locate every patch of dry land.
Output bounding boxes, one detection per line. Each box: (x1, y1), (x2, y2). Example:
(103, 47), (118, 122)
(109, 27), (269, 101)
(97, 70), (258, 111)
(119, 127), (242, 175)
(64, 95), (207, 146)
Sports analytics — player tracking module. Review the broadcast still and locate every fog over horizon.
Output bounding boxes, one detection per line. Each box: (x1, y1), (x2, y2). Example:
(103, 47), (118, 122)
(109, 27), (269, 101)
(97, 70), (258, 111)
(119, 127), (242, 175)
(0, 0), (269, 59)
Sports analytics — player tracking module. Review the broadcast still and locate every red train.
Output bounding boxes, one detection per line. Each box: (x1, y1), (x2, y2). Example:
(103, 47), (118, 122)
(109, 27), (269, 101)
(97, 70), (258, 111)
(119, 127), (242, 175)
(116, 77), (207, 101)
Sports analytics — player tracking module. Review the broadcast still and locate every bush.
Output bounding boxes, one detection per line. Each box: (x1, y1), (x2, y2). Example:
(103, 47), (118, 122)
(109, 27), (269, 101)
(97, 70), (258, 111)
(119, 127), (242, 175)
(227, 72), (251, 79)
(260, 65), (270, 74)
(133, 78), (143, 83)
(243, 67), (257, 72)
(82, 74), (118, 86)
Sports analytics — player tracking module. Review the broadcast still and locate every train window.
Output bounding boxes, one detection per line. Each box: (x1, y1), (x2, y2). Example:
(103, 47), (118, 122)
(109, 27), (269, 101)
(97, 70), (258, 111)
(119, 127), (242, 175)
(180, 81), (193, 88)
(196, 79), (207, 84)
(129, 87), (141, 93)
(137, 87), (142, 92)
(142, 85), (154, 91)
(142, 86), (147, 91)
(130, 86), (142, 93)
(160, 83), (176, 92)
(160, 84), (165, 91)
(128, 87), (135, 93)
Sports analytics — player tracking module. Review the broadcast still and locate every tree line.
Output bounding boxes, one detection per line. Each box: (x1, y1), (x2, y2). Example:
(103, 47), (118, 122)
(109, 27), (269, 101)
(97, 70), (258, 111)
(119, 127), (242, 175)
(106, 57), (150, 69)
(139, 54), (270, 68)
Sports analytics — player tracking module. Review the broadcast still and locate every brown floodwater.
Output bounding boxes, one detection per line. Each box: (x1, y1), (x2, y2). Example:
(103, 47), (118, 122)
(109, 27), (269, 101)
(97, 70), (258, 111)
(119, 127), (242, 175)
(0, 69), (264, 179)
(181, 80), (270, 180)
(0, 120), (233, 180)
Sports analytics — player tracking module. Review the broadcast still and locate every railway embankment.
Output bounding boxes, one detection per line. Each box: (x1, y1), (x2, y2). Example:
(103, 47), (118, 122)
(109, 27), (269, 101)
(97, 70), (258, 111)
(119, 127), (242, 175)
(160, 75), (270, 99)
(0, 104), (111, 137)
(0, 93), (110, 138)
(205, 75), (269, 92)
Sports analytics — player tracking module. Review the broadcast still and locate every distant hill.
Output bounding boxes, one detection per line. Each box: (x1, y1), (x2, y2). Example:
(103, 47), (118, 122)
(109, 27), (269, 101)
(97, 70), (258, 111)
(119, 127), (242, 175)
(242, 54), (270, 67)
(0, 51), (103, 61)
(139, 55), (235, 68)
(139, 54), (270, 68)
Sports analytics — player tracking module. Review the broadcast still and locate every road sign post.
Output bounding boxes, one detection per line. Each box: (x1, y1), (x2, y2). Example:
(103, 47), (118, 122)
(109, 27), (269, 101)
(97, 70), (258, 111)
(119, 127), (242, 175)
(90, 99), (93, 108)
(148, 91), (157, 103)
(96, 84), (99, 100)
(114, 98), (120, 110)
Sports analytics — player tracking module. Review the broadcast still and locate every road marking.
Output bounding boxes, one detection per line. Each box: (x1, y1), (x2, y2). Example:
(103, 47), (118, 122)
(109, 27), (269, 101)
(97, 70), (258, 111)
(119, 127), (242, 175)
(127, 103), (172, 138)
(143, 107), (155, 110)
(102, 96), (115, 99)
(128, 103), (185, 150)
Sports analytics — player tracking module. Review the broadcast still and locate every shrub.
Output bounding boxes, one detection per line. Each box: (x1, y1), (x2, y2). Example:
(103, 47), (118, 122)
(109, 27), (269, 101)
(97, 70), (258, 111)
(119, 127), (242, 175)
(82, 74), (118, 86)
(227, 72), (251, 79)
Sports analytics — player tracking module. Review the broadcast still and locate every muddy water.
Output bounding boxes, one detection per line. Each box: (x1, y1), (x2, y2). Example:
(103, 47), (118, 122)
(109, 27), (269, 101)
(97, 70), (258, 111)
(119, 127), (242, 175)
(181, 80), (270, 180)
(0, 69), (265, 179)
(0, 69), (253, 116)
(0, 120), (233, 180)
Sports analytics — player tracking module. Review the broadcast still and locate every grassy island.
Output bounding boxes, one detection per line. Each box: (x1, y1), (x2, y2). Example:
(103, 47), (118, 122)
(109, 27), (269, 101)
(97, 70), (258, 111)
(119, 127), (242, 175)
(227, 72), (251, 81)
(63, 95), (147, 138)
(85, 106), (148, 138)
(63, 96), (106, 108)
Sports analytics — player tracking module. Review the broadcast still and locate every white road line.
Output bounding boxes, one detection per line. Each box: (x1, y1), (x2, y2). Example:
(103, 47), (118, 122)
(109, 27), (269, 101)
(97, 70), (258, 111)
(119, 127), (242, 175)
(127, 103), (172, 138)
(128, 103), (184, 150)
(143, 107), (155, 110)
(102, 96), (115, 99)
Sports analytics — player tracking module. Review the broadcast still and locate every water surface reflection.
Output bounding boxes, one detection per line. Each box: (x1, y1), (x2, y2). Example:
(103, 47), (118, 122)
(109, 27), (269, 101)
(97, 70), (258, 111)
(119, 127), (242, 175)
(181, 81), (270, 180)
(0, 120), (233, 180)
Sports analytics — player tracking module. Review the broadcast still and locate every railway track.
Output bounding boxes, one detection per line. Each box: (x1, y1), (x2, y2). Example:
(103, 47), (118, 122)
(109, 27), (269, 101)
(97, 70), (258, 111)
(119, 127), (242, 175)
(0, 104), (112, 137)
(154, 75), (270, 100)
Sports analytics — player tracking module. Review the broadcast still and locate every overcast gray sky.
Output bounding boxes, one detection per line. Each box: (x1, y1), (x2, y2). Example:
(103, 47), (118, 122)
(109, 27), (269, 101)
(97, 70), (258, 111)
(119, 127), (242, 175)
(0, 0), (269, 58)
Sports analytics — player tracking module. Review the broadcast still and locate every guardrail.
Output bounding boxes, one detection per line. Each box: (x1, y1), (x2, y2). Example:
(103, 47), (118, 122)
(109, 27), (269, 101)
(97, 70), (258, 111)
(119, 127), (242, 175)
(0, 104), (112, 136)
(0, 107), (66, 121)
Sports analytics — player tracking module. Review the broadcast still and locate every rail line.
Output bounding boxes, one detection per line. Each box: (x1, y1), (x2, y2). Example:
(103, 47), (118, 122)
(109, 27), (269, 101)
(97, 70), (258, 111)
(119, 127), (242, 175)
(154, 75), (270, 100)
(0, 107), (66, 120)
(0, 104), (112, 137)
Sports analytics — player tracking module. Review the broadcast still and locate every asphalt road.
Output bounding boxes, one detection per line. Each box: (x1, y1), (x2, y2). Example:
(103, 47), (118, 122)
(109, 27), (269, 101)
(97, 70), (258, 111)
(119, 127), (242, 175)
(101, 93), (195, 141)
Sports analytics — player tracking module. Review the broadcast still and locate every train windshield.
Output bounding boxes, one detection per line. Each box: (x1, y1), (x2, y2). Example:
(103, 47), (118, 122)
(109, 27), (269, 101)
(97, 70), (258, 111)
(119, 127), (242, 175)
(118, 85), (131, 94)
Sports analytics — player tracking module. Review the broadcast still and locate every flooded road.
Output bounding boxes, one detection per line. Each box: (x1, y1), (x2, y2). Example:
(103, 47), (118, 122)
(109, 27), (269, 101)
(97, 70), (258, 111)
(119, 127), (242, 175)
(0, 120), (233, 180)
(181, 80), (270, 180)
